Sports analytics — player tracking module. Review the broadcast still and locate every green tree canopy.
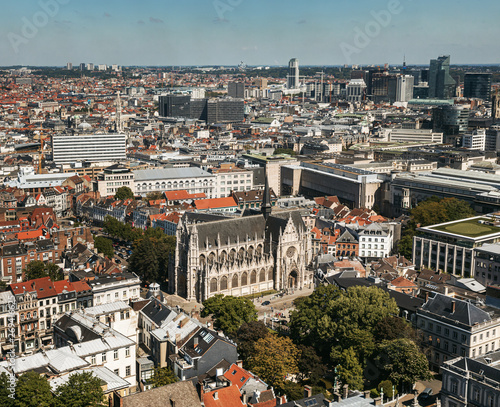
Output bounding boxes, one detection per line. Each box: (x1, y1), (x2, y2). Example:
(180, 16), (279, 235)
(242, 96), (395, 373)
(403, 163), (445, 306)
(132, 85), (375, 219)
(232, 321), (270, 367)
(15, 371), (54, 407)
(0, 372), (15, 406)
(23, 261), (63, 282)
(290, 285), (398, 362)
(201, 294), (257, 335)
(376, 339), (432, 388)
(114, 186), (135, 200)
(274, 148), (297, 156)
(151, 366), (178, 388)
(335, 347), (364, 391)
(297, 345), (327, 385)
(128, 234), (175, 284)
(248, 334), (300, 393)
(94, 236), (114, 259)
(54, 371), (104, 407)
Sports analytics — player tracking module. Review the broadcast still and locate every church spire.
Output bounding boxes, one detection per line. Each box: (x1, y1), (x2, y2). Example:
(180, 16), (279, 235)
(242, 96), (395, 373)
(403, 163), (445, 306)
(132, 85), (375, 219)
(261, 175), (272, 220)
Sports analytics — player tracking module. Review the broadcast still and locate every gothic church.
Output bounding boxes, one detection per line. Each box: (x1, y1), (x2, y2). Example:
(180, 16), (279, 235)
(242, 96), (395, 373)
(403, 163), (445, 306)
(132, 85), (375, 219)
(171, 181), (313, 302)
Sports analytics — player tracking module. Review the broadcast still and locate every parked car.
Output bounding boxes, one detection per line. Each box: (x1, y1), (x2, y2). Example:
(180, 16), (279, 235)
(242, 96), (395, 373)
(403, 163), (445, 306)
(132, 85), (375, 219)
(262, 301), (270, 306)
(420, 388), (433, 399)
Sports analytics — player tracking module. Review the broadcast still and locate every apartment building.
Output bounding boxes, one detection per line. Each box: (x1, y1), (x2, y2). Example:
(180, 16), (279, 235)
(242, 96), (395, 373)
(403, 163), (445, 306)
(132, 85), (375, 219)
(416, 293), (500, 371)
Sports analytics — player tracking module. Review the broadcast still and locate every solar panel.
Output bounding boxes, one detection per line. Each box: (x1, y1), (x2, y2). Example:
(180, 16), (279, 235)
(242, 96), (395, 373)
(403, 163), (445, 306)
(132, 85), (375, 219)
(203, 333), (215, 343)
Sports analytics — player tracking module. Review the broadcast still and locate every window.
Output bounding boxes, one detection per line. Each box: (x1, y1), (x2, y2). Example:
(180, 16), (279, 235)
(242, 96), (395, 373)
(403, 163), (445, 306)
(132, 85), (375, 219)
(114, 350), (118, 360)
(114, 369), (119, 376)
(125, 347), (130, 357)
(91, 355), (96, 365)
(450, 380), (458, 394)
(102, 352), (106, 362)
(126, 366), (131, 376)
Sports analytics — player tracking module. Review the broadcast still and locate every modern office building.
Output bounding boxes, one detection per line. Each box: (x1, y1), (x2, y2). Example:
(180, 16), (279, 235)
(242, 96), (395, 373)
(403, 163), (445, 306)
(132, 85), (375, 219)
(52, 133), (127, 164)
(433, 104), (470, 136)
(228, 82), (245, 99)
(158, 95), (244, 124)
(462, 129), (486, 150)
(66, 62), (73, 70)
(281, 162), (383, 209)
(493, 92), (500, 121)
(387, 129), (443, 144)
(287, 58), (299, 89)
(413, 215), (500, 277)
(474, 243), (500, 286)
(464, 73), (492, 100)
(96, 164), (135, 197)
(396, 75), (415, 102)
(346, 79), (367, 102)
(428, 55), (456, 99)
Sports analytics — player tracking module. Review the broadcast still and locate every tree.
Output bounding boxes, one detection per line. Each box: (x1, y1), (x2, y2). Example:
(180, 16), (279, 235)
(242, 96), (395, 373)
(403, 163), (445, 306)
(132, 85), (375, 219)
(297, 345), (327, 385)
(94, 236), (114, 259)
(248, 334), (300, 392)
(55, 371), (104, 407)
(291, 285), (398, 363)
(114, 186), (135, 200)
(23, 261), (63, 282)
(232, 321), (269, 367)
(151, 366), (178, 388)
(144, 191), (164, 202)
(335, 347), (364, 391)
(0, 372), (15, 406)
(282, 381), (304, 401)
(201, 295), (257, 335)
(373, 316), (416, 343)
(376, 339), (432, 389)
(15, 371), (54, 407)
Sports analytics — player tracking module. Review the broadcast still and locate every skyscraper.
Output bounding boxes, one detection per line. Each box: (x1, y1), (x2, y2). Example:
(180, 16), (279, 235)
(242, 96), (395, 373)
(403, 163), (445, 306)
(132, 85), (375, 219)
(287, 58), (299, 89)
(228, 82), (245, 99)
(464, 73), (492, 100)
(428, 55), (456, 99)
(396, 75), (414, 102)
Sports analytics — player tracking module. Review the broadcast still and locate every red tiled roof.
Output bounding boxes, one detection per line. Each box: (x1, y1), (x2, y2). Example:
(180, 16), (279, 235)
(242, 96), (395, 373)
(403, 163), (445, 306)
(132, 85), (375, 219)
(10, 276), (57, 298)
(69, 280), (91, 293)
(223, 364), (252, 389)
(203, 386), (245, 407)
(194, 197), (237, 210)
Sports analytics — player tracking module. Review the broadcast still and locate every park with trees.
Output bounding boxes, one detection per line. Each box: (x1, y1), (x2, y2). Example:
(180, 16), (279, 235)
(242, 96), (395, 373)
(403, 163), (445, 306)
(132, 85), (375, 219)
(201, 284), (432, 401)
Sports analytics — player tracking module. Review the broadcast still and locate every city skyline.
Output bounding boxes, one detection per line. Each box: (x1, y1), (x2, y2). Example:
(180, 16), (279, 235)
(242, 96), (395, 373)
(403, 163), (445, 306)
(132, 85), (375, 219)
(1, 0), (500, 67)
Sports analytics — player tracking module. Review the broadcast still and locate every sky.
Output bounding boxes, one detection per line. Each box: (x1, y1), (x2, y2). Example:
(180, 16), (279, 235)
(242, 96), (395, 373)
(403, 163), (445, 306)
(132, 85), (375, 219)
(1, 0), (500, 67)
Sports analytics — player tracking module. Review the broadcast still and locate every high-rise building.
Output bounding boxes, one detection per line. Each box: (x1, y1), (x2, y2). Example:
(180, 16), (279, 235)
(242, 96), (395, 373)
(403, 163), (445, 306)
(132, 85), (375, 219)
(228, 82), (245, 99)
(287, 58), (299, 89)
(158, 95), (244, 123)
(79, 63), (85, 71)
(396, 75), (415, 102)
(493, 91), (500, 120)
(66, 62), (73, 70)
(464, 73), (492, 100)
(346, 79), (366, 102)
(428, 55), (456, 99)
(433, 104), (469, 136)
(52, 133), (127, 164)
(86, 63), (94, 71)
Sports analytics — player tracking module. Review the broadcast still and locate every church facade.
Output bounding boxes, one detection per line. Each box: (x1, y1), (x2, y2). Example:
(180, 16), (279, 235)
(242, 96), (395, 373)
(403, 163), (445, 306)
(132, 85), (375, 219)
(171, 193), (313, 302)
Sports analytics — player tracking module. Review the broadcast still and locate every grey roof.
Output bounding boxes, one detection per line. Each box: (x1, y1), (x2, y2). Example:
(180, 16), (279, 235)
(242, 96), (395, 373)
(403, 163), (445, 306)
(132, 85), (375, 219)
(330, 394), (375, 407)
(475, 243), (500, 255)
(134, 167), (214, 181)
(120, 380), (202, 407)
(422, 293), (492, 326)
(280, 393), (330, 407)
(49, 366), (130, 393)
(448, 352), (500, 385)
(141, 298), (176, 327)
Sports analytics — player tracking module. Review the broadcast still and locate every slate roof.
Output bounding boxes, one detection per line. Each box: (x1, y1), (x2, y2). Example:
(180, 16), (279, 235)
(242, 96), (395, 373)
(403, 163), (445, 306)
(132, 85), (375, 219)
(141, 297), (176, 326)
(120, 380), (202, 407)
(280, 393), (330, 407)
(421, 293), (493, 326)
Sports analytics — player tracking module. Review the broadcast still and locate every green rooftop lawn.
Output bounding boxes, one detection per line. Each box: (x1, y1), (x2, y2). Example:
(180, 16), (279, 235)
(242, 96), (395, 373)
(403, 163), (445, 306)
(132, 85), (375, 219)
(431, 218), (500, 237)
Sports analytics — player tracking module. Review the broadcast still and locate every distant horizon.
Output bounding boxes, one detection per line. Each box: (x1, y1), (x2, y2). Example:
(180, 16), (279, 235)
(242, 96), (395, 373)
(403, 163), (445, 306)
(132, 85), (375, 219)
(3, 63), (500, 69)
(2, 0), (500, 66)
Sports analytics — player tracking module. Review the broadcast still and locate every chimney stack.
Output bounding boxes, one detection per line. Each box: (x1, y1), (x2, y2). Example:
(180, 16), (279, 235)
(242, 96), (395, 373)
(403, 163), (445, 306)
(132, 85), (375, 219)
(451, 301), (456, 313)
(343, 384), (349, 400)
(374, 397), (382, 406)
(304, 385), (312, 399)
(364, 390), (371, 399)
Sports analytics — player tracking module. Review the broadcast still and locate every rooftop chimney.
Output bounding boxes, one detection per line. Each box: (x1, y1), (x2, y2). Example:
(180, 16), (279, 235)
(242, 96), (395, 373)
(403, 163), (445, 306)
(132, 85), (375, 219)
(194, 337), (199, 347)
(343, 384), (349, 400)
(304, 385), (312, 399)
(374, 397), (382, 406)
(364, 390), (371, 399)
(451, 301), (456, 313)
(213, 391), (218, 400)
